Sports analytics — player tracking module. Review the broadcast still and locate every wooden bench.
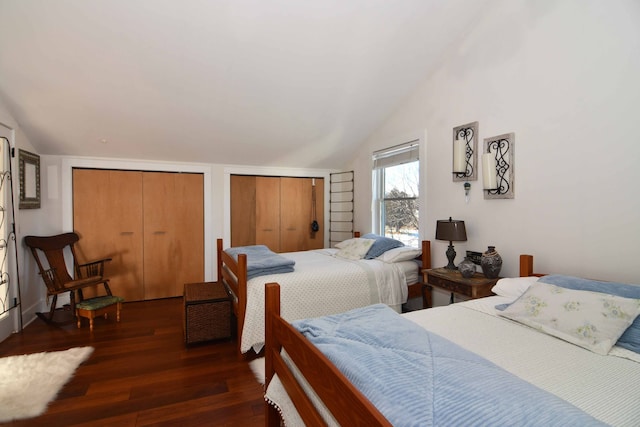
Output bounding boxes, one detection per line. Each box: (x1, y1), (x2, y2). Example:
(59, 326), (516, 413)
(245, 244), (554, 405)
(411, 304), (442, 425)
(75, 295), (124, 331)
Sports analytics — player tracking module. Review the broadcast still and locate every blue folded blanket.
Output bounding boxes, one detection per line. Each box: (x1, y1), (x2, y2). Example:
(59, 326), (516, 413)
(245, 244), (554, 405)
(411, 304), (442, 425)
(293, 304), (604, 427)
(224, 245), (295, 280)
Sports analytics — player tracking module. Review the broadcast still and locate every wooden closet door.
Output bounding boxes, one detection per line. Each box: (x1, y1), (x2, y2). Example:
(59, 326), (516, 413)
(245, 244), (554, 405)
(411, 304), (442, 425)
(280, 177), (306, 253)
(173, 173), (204, 296)
(143, 172), (204, 299)
(143, 172), (177, 299)
(73, 169), (144, 301)
(230, 175), (256, 247)
(256, 176), (281, 252)
(280, 177), (325, 252)
(308, 177), (324, 250)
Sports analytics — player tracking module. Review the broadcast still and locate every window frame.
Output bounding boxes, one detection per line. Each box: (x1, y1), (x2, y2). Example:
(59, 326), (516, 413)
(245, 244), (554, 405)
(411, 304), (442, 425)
(372, 140), (420, 242)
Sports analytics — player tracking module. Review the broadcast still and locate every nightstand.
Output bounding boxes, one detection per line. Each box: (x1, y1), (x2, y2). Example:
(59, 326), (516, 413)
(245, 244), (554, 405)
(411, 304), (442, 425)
(422, 268), (499, 308)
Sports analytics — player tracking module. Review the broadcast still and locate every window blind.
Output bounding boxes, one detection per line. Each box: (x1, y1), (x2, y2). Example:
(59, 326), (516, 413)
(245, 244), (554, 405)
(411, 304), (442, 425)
(372, 140), (419, 169)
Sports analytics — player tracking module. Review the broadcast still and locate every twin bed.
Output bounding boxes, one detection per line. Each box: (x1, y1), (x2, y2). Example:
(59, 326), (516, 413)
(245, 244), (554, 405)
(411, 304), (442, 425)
(263, 254), (640, 426)
(217, 236), (640, 424)
(216, 236), (430, 355)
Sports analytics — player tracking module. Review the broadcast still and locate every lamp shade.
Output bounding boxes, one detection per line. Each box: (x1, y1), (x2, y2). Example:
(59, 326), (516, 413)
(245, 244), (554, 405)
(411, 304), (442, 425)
(435, 218), (467, 242)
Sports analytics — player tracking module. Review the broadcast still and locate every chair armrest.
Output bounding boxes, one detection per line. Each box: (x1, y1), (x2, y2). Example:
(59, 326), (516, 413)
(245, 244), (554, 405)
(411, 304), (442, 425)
(77, 258), (112, 278)
(64, 276), (110, 291)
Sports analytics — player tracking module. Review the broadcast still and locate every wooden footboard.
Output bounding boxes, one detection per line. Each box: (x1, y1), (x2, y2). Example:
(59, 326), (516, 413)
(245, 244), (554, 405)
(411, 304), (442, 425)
(217, 238), (247, 357)
(409, 240), (431, 306)
(265, 282), (391, 426)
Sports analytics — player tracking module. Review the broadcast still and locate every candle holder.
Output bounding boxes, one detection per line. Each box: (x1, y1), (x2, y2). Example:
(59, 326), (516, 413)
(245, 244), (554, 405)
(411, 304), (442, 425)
(452, 121), (478, 182)
(483, 133), (515, 199)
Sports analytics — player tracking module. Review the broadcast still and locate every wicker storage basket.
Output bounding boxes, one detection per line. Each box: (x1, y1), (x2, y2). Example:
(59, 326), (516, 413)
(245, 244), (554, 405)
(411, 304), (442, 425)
(184, 282), (231, 344)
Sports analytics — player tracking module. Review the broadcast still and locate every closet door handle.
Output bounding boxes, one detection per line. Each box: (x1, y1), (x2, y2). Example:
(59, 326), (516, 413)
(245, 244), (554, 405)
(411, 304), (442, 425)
(120, 231), (134, 235)
(154, 231), (166, 235)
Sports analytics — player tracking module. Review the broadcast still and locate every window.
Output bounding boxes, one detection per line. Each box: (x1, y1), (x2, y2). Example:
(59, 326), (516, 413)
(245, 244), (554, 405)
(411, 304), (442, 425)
(372, 140), (419, 247)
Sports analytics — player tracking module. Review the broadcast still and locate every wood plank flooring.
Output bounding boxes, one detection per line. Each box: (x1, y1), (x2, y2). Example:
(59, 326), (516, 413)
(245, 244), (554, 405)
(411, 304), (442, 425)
(0, 298), (265, 426)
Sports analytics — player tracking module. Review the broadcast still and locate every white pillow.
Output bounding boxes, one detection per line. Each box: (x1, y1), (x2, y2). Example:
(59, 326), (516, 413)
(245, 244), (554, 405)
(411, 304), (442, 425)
(334, 238), (376, 260)
(492, 276), (540, 298)
(376, 246), (422, 263)
(499, 281), (640, 355)
(334, 238), (360, 249)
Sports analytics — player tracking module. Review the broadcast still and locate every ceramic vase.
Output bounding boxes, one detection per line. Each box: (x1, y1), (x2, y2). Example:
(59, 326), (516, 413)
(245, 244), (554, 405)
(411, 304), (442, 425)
(458, 257), (476, 279)
(481, 246), (502, 279)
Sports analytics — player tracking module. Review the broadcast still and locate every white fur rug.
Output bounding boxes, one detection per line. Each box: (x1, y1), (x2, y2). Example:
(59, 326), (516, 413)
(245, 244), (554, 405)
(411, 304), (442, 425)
(249, 357), (265, 385)
(0, 346), (94, 422)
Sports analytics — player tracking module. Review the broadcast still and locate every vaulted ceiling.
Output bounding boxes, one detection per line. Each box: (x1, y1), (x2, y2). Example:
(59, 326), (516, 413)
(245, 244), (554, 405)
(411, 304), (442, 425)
(0, 0), (490, 169)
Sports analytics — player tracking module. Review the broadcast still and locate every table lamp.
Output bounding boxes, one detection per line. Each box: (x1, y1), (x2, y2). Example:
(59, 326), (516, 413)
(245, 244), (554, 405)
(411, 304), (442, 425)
(435, 217), (467, 270)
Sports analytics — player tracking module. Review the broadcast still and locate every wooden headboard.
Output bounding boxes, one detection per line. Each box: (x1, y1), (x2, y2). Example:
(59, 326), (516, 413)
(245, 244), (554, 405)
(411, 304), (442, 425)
(519, 254), (546, 277)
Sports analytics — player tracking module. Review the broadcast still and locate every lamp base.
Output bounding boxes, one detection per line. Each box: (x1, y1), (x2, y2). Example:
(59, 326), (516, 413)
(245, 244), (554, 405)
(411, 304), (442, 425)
(445, 243), (457, 270)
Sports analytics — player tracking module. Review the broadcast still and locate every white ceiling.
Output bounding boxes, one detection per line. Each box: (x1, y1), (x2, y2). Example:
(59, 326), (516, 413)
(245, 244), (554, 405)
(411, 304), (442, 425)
(0, 0), (490, 169)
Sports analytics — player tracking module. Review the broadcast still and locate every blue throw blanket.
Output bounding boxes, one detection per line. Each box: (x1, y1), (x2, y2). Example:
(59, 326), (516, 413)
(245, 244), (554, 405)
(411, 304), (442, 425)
(225, 245), (295, 280)
(293, 304), (605, 427)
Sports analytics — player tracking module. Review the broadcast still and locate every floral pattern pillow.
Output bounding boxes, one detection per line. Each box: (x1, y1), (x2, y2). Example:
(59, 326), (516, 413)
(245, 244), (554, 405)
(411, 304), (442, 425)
(499, 281), (640, 355)
(334, 238), (376, 260)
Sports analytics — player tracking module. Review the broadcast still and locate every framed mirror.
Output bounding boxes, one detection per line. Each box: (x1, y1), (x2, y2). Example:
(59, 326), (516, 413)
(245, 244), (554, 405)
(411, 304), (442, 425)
(19, 149), (40, 209)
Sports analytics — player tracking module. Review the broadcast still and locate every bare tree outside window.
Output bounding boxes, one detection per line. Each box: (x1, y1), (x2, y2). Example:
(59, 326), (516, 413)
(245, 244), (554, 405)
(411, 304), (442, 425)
(381, 161), (419, 246)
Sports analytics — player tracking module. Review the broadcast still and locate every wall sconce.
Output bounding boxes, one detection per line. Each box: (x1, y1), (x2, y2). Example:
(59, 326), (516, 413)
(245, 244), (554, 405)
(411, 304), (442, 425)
(435, 217), (467, 270)
(483, 132), (515, 199)
(452, 121), (478, 182)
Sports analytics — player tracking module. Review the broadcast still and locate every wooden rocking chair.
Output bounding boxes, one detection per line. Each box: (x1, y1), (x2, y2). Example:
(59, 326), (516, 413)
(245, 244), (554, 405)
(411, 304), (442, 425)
(24, 232), (112, 324)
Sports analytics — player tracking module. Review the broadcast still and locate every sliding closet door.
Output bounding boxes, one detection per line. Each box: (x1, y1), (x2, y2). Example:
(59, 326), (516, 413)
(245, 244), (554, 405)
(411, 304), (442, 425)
(230, 175), (256, 247)
(256, 176), (281, 252)
(143, 172), (176, 299)
(143, 172), (204, 299)
(73, 169), (144, 301)
(280, 177), (324, 252)
(307, 177), (324, 250)
(280, 177), (306, 253)
(173, 173), (205, 295)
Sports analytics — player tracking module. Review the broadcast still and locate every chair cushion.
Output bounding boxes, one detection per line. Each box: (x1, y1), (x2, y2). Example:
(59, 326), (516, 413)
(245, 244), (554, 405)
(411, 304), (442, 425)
(76, 296), (124, 311)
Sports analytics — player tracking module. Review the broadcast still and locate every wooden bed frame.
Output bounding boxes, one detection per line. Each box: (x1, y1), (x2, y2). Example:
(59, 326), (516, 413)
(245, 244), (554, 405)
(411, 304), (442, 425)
(216, 236), (431, 357)
(263, 254), (543, 426)
(519, 254), (544, 277)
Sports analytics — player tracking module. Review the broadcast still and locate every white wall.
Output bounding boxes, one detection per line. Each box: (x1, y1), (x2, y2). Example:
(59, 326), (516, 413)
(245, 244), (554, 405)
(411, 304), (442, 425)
(350, 0), (640, 304)
(0, 98), (49, 338)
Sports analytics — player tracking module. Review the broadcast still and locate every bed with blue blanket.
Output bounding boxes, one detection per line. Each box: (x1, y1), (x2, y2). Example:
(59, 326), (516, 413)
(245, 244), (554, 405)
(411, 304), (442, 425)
(263, 255), (640, 426)
(216, 237), (432, 356)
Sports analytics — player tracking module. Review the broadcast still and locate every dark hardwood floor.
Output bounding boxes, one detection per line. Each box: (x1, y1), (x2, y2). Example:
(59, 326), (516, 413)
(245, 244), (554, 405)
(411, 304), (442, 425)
(0, 298), (265, 426)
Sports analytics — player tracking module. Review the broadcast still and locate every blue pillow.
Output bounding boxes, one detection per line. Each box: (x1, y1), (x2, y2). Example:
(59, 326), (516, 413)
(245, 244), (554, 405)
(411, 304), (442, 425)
(361, 233), (404, 259)
(497, 274), (640, 353)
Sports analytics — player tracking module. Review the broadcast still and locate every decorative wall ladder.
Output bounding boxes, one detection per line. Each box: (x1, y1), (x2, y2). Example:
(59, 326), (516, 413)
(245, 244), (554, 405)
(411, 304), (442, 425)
(329, 171), (354, 247)
(0, 136), (22, 331)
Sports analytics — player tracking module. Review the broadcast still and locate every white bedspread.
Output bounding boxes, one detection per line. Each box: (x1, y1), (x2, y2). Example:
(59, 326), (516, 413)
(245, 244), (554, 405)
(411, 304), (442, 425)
(403, 297), (640, 426)
(240, 248), (409, 353)
(267, 296), (640, 426)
